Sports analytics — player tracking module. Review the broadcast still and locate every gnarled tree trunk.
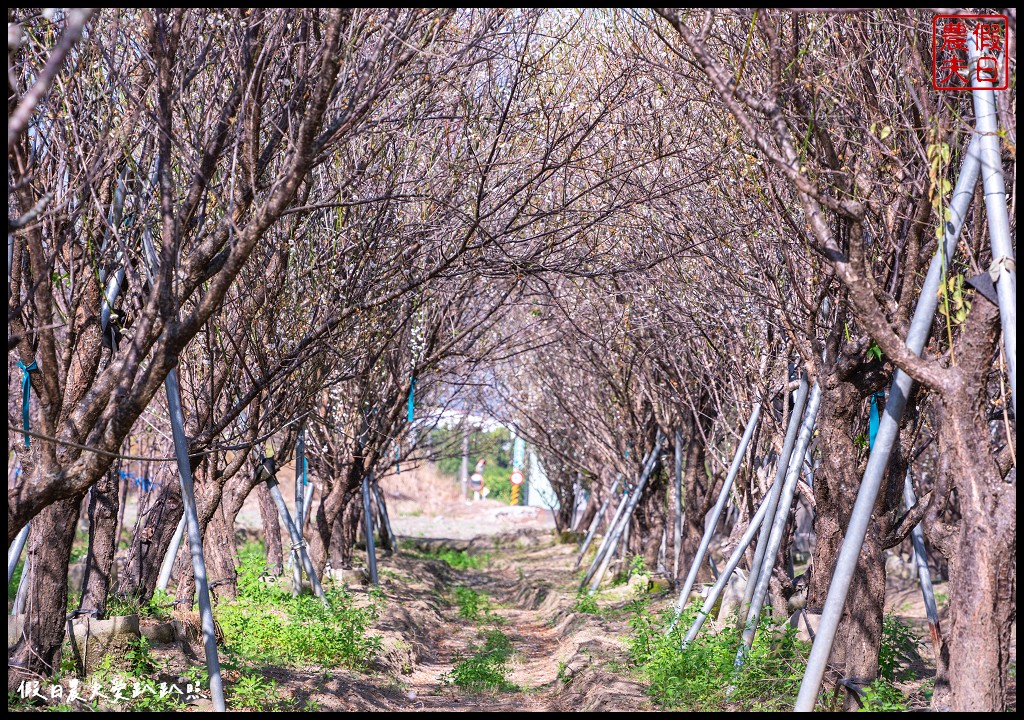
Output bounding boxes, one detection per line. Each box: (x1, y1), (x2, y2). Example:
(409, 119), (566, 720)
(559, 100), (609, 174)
(117, 477), (183, 603)
(79, 467), (121, 618)
(932, 298), (1014, 712)
(257, 481), (284, 575)
(8, 495), (82, 691)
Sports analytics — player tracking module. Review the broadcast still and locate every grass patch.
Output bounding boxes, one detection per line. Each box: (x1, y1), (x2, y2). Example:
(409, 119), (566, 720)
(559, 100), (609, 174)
(436, 548), (491, 570)
(628, 594), (808, 711)
(106, 588), (174, 621)
(453, 585), (488, 621)
(442, 628), (518, 692)
(451, 585), (504, 625)
(216, 542), (382, 670)
(570, 588), (599, 615)
(878, 613), (922, 682)
(857, 613), (925, 711)
(402, 541), (492, 571)
(228, 674), (300, 711)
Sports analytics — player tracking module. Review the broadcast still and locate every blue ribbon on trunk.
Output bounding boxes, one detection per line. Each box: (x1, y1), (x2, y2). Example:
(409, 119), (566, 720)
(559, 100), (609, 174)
(407, 377), (416, 422)
(868, 391), (886, 451)
(16, 360), (38, 447)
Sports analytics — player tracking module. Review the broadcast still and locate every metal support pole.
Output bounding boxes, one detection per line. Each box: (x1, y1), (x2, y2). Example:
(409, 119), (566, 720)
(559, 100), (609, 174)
(669, 404), (762, 630)
(580, 441), (658, 588)
(970, 44), (1016, 418)
(580, 480), (633, 588)
(372, 481), (397, 551)
(302, 480), (314, 529)
(707, 554), (719, 580)
(575, 478), (620, 569)
(794, 135), (981, 711)
(674, 429), (683, 580)
(164, 368), (225, 712)
(737, 384), (820, 665)
(460, 425), (470, 499)
(8, 522), (30, 585)
(265, 474), (327, 602)
(13, 557), (29, 616)
(904, 470), (942, 659)
(295, 428), (306, 533)
(588, 432), (664, 595)
(738, 374), (809, 623)
(156, 513), (186, 592)
(100, 266), (125, 335)
(264, 451), (302, 594)
(683, 484), (776, 645)
(618, 511), (632, 559)
(362, 472), (378, 586)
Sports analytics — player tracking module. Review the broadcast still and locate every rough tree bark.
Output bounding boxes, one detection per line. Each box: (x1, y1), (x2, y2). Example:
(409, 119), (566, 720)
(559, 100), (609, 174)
(931, 298), (1014, 712)
(116, 476), (183, 603)
(8, 495), (83, 691)
(337, 495), (363, 570)
(809, 371), (905, 710)
(79, 467), (121, 618)
(308, 456), (364, 575)
(257, 482), (284, 576)
(575, 487), (600, 539)
(680, 430), (714, 586)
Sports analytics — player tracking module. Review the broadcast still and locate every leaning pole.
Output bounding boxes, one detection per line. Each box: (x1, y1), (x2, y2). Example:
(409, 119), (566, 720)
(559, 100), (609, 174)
(669, 404), (761, 630)
(737, 374), (809, 623)
(794, 132), (982, 711)
(165, 369), (225, 712)
(970, 38), (1016, 417)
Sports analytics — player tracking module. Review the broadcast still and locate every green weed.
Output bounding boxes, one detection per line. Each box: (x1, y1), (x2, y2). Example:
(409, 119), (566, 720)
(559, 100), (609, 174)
(628, 595), (808, 711)
(407, 543), (492, 571)
(858, 679), (909, 712)
(855, 613), (925, 711)
(229, 674), (291, 711)
(442, 628), (518, 693)
(216, 542), (381, 669)
(453, 585), (487, 621)
(106, 589), (172, 621)
(878, 613), (922, 682)
(437, 548), (491, 570)
(611, 554), (649, 587)
(570, 588), (599, 615)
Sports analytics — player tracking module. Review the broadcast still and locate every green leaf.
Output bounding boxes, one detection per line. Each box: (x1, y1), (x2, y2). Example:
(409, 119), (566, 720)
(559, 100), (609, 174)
(867, 341), (883, 362)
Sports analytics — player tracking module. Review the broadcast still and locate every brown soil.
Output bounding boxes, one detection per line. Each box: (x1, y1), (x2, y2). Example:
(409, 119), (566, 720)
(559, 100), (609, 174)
(31, 466), (1014, 712)
(262, 526), (653, 712)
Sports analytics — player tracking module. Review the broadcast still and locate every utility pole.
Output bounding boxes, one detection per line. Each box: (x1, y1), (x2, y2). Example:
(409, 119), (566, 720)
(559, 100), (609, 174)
(460, 422), (470, 500)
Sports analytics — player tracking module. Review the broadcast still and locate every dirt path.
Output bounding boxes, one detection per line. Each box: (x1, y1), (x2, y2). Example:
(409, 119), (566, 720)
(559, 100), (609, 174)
(224, 475), (1016, 713)
(275, 519), (653, 712)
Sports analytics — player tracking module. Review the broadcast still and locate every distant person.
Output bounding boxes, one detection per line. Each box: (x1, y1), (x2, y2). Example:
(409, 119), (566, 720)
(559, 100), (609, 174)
(469, 458), (487, 500)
